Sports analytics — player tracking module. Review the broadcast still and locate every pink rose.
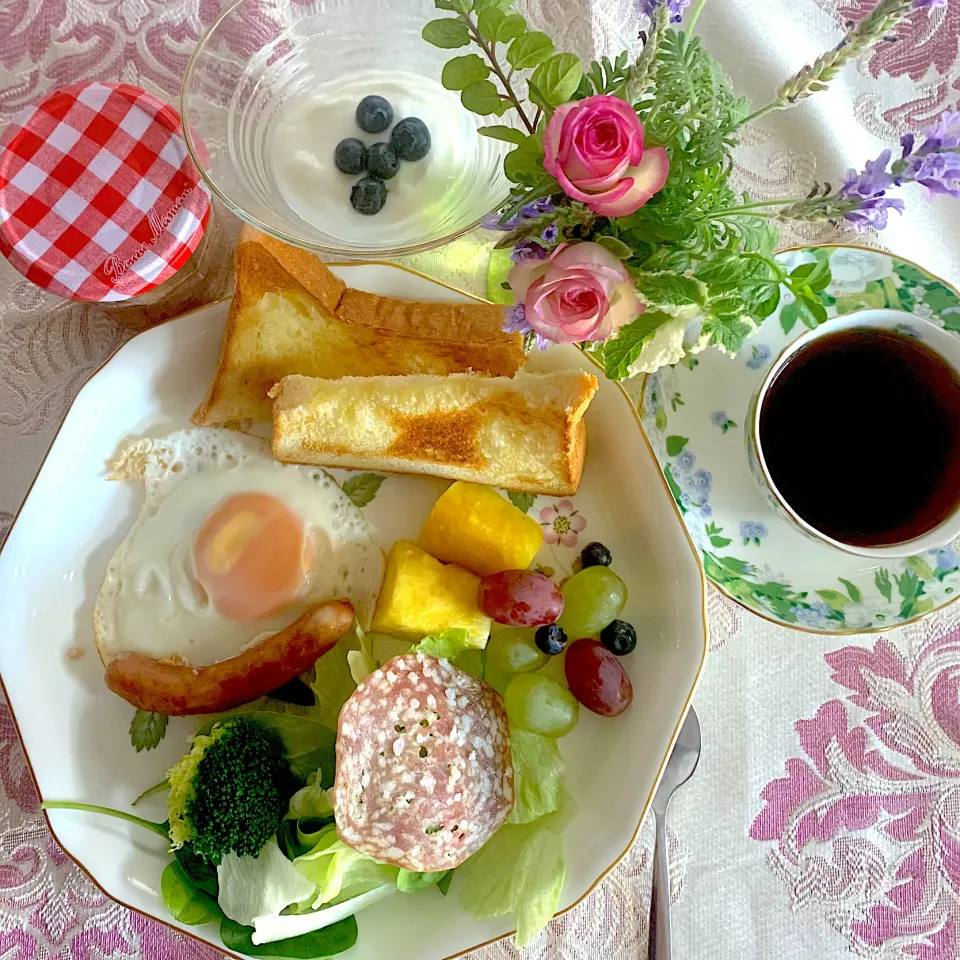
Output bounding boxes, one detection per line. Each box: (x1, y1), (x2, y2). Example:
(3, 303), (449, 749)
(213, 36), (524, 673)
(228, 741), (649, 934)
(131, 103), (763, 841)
(509, 241), (644, 345)
(543, 94), (669, 217)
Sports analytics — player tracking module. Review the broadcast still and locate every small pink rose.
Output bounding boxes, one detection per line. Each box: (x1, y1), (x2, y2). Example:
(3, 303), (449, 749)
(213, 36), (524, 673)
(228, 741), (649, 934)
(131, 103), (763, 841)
(508, 240), (643, 345)
(543, 94), (669, 217)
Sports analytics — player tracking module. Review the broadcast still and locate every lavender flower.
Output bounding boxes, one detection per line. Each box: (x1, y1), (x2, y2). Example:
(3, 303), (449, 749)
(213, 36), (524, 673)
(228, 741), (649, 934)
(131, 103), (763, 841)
(503, 303), (532, 335)
(481, 211), (519, 231)
(908, 151), (960, 197)
(541, 223), (560, 244)
(840, 149), (894, 198)
(897, 110), (960, 197)
(844, 195), (905, 231)
(510, 240), (549, 264)
(636, 0), (689, 23)
(523, 197), (555, 218)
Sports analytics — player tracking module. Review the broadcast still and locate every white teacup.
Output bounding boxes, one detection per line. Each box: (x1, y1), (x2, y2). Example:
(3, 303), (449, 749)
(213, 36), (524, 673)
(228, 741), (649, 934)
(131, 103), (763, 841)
(748, 308), (960, 559)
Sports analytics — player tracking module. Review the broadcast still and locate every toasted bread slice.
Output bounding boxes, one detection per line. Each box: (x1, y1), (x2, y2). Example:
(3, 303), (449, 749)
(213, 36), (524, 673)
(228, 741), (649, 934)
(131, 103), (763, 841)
(270, 370), (599, 496)
(192, 227), (525, 426)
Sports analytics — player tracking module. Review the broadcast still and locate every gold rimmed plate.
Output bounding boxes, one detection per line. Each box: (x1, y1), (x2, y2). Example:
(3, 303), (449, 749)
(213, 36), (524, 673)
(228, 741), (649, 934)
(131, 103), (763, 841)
(0, 263), (707, 960)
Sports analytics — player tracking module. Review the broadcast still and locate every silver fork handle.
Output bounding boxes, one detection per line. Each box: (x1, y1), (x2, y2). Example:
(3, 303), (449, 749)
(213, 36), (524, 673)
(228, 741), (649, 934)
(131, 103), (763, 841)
(648, 809), (672, 960)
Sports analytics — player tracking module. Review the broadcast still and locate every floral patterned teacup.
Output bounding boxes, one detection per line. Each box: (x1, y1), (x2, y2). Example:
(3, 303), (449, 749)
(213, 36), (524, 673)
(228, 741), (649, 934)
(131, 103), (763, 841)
(748, 308), (960, 559)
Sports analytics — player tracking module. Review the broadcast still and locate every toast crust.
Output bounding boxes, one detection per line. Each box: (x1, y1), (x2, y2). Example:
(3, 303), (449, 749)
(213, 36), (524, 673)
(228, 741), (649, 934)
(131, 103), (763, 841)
(192, 228), (525, 426)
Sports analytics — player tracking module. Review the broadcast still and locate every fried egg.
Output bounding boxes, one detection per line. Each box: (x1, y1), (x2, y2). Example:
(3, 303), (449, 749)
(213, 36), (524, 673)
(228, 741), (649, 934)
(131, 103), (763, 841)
(94, 428), (384, 667)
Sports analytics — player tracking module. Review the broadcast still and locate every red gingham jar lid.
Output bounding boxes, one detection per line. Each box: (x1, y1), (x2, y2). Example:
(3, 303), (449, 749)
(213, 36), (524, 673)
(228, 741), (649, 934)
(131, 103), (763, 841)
(0, 81), (211, 303)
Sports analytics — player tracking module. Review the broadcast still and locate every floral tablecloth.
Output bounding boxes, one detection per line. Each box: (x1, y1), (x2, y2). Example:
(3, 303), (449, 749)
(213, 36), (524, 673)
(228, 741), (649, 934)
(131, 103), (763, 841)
(2, 1), (960, 958)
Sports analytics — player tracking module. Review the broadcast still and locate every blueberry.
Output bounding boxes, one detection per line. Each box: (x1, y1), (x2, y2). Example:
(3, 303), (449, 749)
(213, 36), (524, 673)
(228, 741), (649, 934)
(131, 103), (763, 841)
(580, 541), (613, 568)
(356, 95), (393, 134)
(391, 117), (431, 162)
(600, 620), (637, 657)
(334, 138), (367, 176)
(350, 176), (387, 216)
(535, 623), (568, 657)
(367, 142), (400, 180)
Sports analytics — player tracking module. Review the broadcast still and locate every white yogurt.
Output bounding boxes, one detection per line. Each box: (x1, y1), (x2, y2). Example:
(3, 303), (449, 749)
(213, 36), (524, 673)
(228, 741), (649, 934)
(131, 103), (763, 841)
(270, 70), (478, 243)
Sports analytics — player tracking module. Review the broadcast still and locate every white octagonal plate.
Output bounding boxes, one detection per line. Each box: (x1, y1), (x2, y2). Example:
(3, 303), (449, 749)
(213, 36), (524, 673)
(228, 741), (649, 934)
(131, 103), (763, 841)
(0, 262), (707, 960)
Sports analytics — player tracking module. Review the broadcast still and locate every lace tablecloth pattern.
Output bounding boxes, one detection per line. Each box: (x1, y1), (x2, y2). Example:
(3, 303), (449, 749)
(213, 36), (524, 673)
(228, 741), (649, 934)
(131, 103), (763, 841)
(2, 1), (960, 958)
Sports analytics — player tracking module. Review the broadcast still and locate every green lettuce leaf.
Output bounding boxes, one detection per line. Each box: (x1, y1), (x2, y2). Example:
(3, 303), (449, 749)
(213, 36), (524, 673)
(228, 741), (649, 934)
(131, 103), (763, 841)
(217, 840), (316, 927)
(457, 804), (571, 947)
(307, 639), (357, 730)
(396, 869), (452, 894)
(293, 825), (399, 908)
(413, 628), (474, 660)
(508, 729), (565, 825)
(286, 771), (334, 821)
(346, 624), (378, 685)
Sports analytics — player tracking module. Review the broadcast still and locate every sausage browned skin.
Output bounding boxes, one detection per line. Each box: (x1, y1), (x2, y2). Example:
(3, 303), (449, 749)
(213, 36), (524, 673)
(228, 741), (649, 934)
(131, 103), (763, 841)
(104, 600), (355, 715)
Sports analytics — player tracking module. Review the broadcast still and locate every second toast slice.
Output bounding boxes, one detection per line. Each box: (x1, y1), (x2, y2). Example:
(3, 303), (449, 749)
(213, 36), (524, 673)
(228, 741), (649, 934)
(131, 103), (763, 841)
(270, 370), (599, 496)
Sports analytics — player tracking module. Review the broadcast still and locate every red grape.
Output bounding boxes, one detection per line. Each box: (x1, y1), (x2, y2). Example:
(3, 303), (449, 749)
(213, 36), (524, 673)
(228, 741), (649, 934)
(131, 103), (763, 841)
(564, 638), (633, 717)
(477, 570), (564, 627)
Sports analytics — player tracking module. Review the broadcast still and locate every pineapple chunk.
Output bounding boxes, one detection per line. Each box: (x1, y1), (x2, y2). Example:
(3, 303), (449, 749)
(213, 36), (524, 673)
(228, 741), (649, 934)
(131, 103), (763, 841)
(372, 540), (491, 647)
(418, 481), (543, 577)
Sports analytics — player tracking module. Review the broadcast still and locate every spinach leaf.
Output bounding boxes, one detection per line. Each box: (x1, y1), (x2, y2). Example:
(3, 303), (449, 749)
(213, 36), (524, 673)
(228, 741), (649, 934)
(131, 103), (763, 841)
(220, 917), (359, 958)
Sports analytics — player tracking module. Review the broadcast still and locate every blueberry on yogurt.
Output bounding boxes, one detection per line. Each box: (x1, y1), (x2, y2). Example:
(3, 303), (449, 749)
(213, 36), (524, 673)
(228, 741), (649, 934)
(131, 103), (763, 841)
(334, 138), (367, 175)
(367, 142), (400, 180)
(391, 117), (431, 162)
(350, 176), (387, 215)
(356, 96), (393, 134)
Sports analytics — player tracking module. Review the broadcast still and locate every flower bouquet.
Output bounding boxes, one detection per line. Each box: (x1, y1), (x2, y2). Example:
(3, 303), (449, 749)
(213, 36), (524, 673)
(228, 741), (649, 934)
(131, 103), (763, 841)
(422, 0), (957, 378)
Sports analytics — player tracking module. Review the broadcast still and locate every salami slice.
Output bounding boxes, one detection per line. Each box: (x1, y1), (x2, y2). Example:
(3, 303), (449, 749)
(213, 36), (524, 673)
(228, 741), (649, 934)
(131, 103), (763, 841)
(334, 652), (514, 871)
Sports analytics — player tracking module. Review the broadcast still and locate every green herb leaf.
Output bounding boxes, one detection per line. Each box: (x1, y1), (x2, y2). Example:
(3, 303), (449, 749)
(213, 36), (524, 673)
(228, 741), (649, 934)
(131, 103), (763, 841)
(503, 134), (545, 185)
(790, 259), (831, 292)
(461, 79), (509, 116)
(442, 54), (490, 90)
(220, 917), (359, 959)
(422, 18), (471, 48)
(161, 861), (223, 926)
(476, 6), (522, 41)
(602, 310), (675, 380)
(506, 31), (554, 70)
(478, 124), (527, 144)
(633, 272), (703, 307)
(700, 310), (756, 355)
(507, 491), (536, 513)
(340, 472), (384, 507)
(530, 53), (583, 107)
(129, 710), (167, 752)
(665, 436), (688, 456)
(754, 284), (781, 320)
(778, 299), (817, 335)
(595, 236), (633, 260)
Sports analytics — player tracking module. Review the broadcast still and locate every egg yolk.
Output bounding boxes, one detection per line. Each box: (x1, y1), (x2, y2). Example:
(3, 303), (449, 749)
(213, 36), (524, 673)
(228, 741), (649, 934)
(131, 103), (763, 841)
(193, 493), (310, 621)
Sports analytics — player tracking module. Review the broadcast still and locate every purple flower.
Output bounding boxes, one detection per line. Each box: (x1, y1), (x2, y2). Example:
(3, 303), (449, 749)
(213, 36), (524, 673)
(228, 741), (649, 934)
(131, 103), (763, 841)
(636, 0), (690, 22)
(481, 211), (519, 231)
(522, 197), (555, 218)
(913, 0), (946, 7)
(541, 223), (560, 244)
(929, 110), (960, 149)
(840, 149), (894, 199)
(844, 195), (905, 232)
(503, 303), (532, 335)
(900, 133), (915, 160)
(510, 240), (549, 264)
(906, 150), (960, 198)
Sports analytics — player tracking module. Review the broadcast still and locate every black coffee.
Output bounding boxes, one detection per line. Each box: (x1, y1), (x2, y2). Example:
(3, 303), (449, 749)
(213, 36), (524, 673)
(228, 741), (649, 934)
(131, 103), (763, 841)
(758, 327), (960, 547)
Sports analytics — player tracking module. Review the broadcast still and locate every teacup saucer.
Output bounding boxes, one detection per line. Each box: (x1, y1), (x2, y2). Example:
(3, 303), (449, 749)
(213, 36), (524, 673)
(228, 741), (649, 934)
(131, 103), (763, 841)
(639, 244), (960, 633)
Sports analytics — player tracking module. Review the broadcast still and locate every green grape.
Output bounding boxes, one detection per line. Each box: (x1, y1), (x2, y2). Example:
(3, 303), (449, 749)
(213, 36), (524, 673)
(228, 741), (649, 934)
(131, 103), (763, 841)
(487, 624), (549, 674)
(504, 675), (579, 738)
(556, 566), (627, 638)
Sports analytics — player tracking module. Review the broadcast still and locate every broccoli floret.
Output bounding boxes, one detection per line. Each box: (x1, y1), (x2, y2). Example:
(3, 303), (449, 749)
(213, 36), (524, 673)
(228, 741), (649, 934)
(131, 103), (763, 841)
(166, 715), (296, 865)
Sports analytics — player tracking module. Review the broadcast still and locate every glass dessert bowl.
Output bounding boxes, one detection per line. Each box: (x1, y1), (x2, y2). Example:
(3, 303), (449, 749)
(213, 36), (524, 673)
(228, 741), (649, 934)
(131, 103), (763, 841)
(182, 0), (516, 259)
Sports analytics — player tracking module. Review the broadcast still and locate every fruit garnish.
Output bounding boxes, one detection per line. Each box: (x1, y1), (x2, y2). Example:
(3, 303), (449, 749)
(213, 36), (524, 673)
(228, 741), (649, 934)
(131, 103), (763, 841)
(534, 624), (568, 657)
(478, 570), (564, 628)
(350, 176), (387, 215)
(504, 674), (579, 737)
(355, 95), (393, 134)
(556, 566), (627, 638)
(564, 638), (633, 717)
(580, 541), (612, 568)
(367, 142), (400, 180)
(600, 619), (637, 656)
(334, 138), (367, 175)
(487, 624), (548, 674)
(391, 117), (431, 161)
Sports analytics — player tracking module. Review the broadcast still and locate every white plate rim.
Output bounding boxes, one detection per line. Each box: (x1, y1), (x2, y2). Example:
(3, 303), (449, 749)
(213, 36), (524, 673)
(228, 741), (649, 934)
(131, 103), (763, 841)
(0, 260), (708, 959)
